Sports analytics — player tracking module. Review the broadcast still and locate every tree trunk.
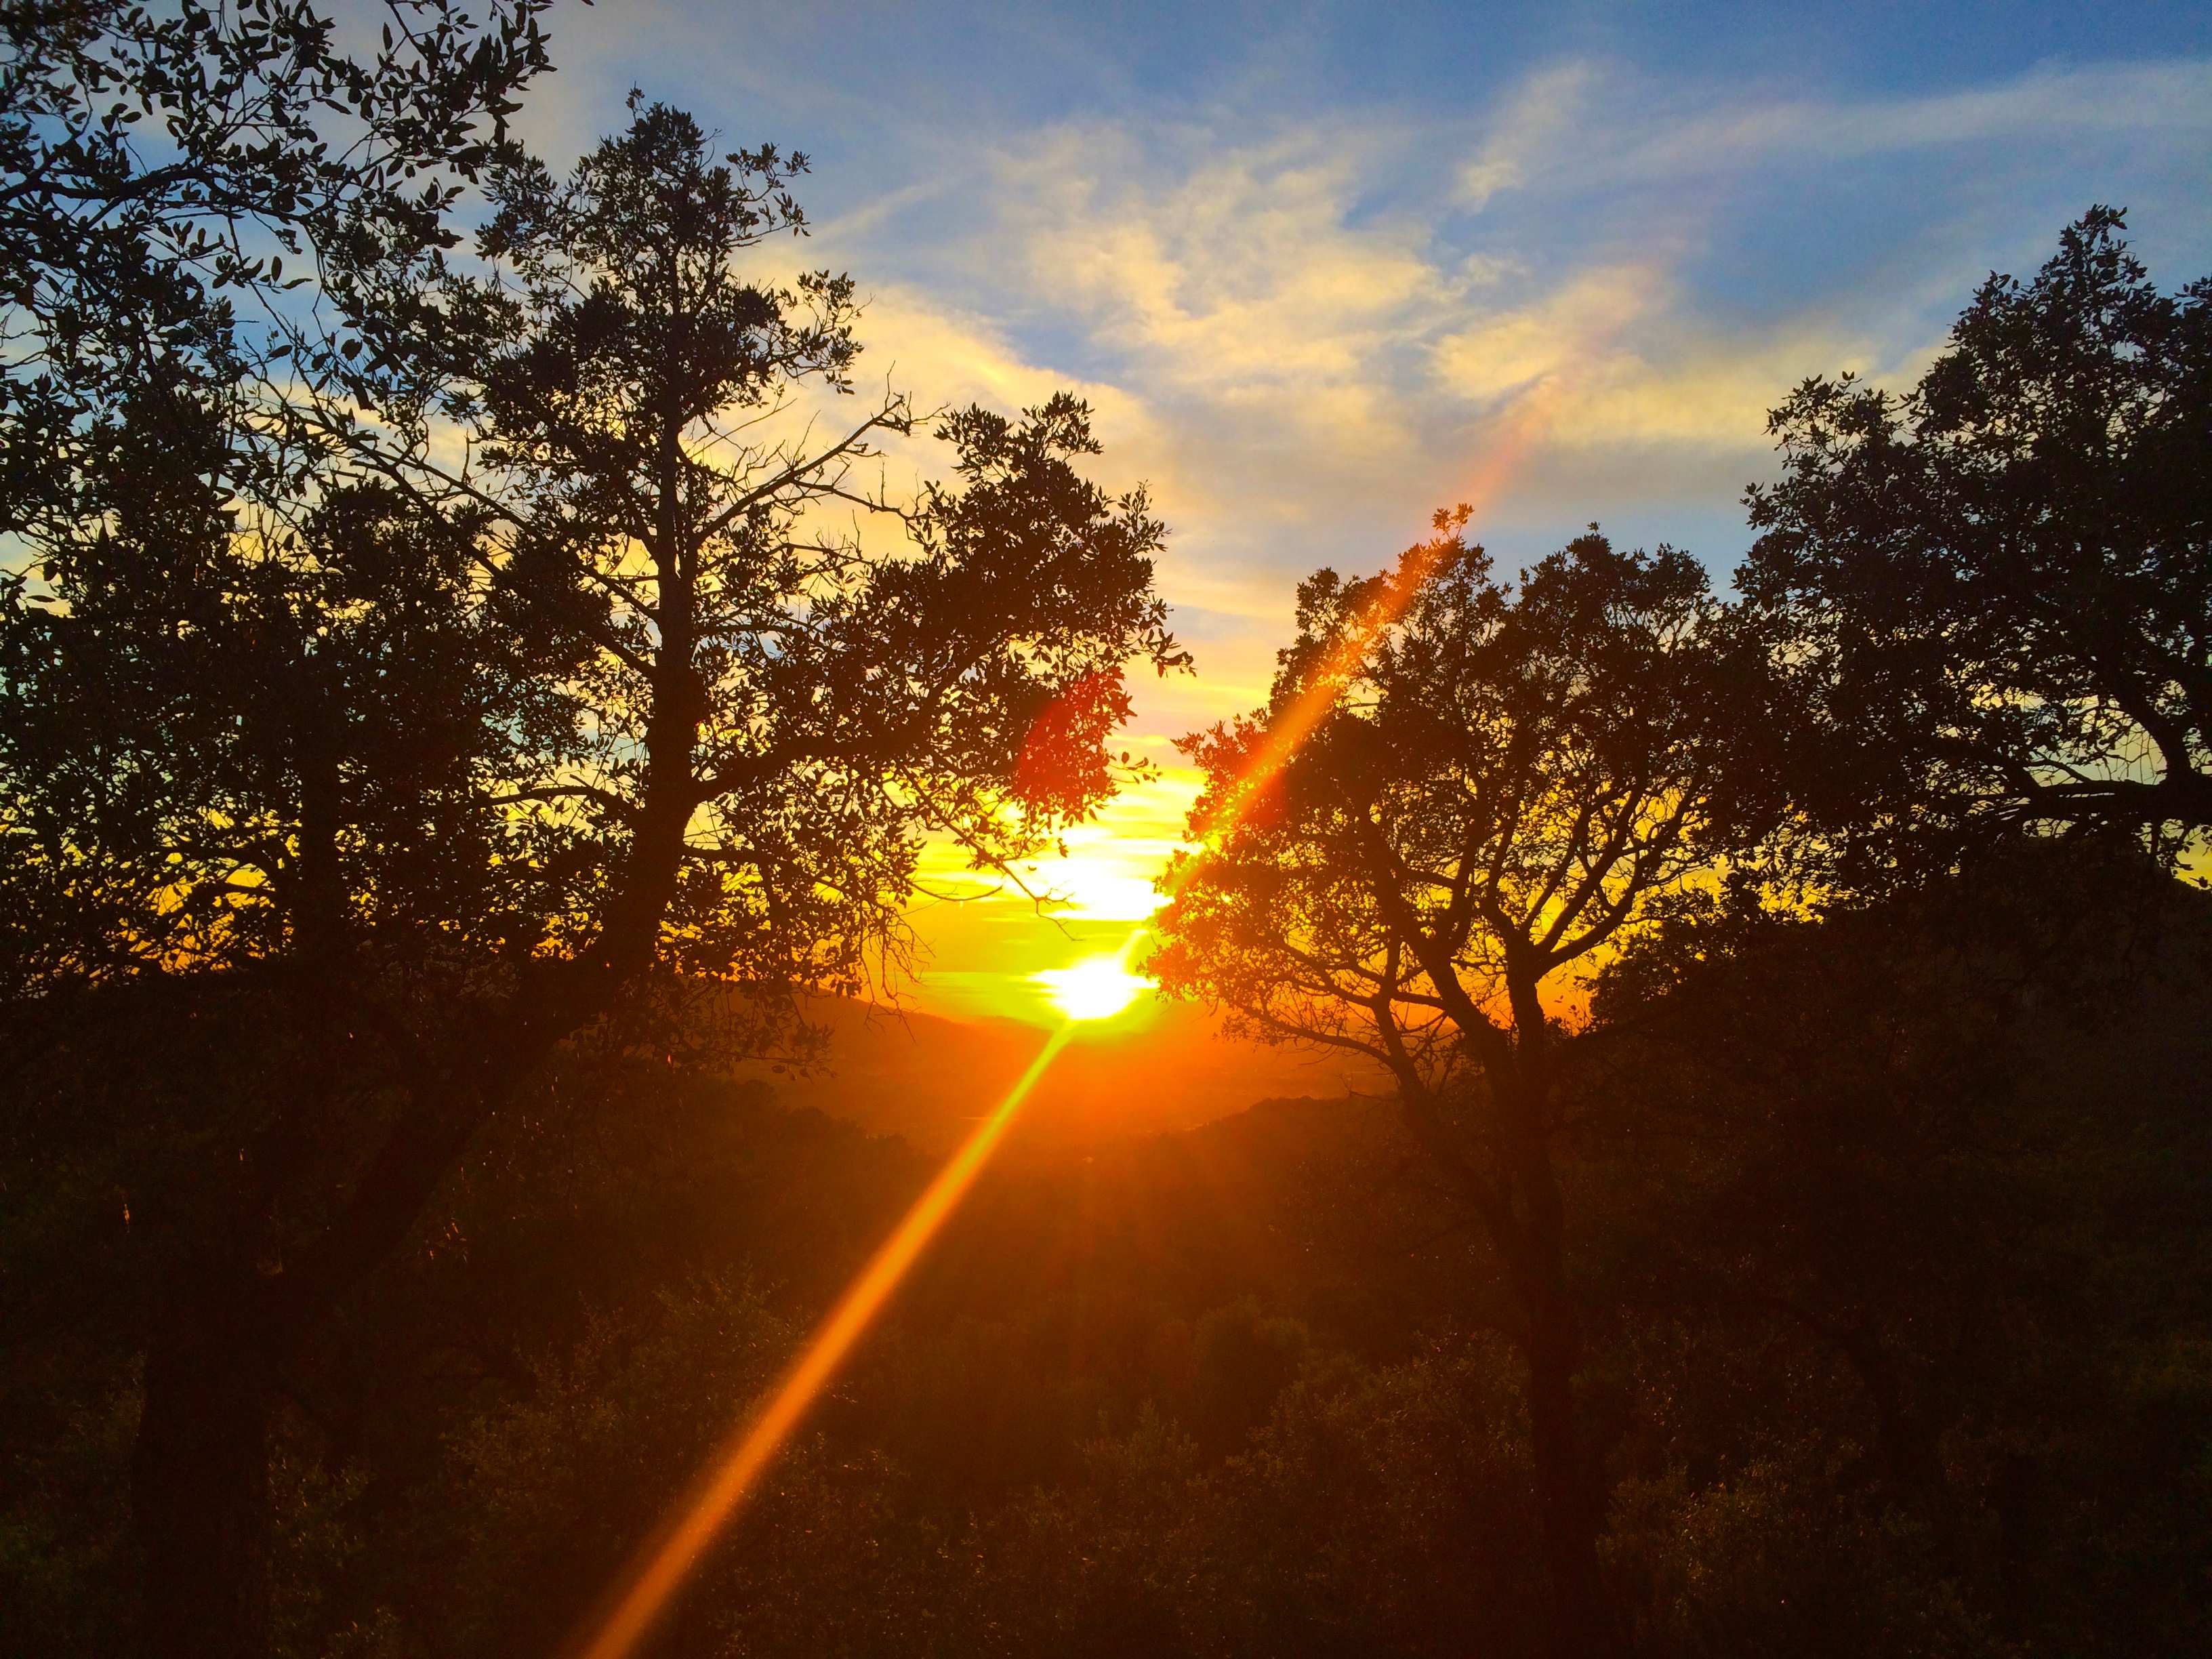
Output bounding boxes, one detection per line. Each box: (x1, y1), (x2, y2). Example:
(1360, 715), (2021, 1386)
(133, 1285), (274, 1659)
(1499, 1025), (1618, 1659)
(1392, 1055), (1619, 1656)
(1521, 1272), (1614, 1659)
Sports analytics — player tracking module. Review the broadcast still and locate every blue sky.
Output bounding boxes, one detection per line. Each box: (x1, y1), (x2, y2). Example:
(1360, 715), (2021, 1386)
(508, 1), (2212, 979)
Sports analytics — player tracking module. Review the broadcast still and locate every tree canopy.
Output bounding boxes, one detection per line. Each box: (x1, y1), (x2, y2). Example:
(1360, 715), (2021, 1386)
(1, 86), (1182, 1658)
(1155, 520), (1767, 1656)
(1741, 207), (2212, 884)
(2, 33), (2209, 1653)
(0, 0), (558, 531)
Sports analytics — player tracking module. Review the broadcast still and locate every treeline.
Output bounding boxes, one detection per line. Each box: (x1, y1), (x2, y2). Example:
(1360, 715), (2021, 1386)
(1, 5), (2209, 1658)
(11, 891), (2207, 1658)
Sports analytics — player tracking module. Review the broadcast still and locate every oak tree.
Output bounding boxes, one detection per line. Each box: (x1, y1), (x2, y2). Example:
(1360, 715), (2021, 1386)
(1741, 208), (2212, 887)
(1153, 520), (1762, 1658)
(1, 100), (1180, 1658)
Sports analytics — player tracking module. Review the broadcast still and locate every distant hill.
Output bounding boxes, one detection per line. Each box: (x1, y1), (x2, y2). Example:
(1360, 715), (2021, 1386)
(894, 1088), (1502, 1359)
(735, 996), (1393, 1152)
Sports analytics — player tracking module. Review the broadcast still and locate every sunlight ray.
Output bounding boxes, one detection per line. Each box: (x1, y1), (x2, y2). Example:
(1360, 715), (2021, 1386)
(565, 1021), (1077, 1659)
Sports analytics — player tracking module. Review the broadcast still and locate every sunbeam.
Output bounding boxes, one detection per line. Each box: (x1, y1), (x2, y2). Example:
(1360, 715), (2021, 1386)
(563, 1019), (1077, 1659)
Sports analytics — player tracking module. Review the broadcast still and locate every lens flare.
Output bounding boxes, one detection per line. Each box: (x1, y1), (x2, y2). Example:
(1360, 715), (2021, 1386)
(563, 1023), (1075, 1659)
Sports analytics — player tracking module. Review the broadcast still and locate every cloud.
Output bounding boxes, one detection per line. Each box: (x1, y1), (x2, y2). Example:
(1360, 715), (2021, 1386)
(758, 49), (2211, 733)
(1433, 264), (1938, 457)
(1432, 261), (1670, 407)
(1457, 61), (1597, 209)
(1618, 57), (2212, 182)
(981, 124), (1466, 442)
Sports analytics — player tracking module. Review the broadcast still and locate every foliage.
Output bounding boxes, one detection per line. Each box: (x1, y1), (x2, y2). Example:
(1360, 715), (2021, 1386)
(1585, 858), (2212, 1657)
(3, 905), (2207, 1656)
(1155, 524), (1757, 1080)
(3, 45), (2210, 1657)
(0, 0), (555, 530)
(1605, 1444), (1993, 1659)
(1740, 208), (2212, 884)
(1153, 520), (1769, 1654)
(0, 78), (1181, 1657)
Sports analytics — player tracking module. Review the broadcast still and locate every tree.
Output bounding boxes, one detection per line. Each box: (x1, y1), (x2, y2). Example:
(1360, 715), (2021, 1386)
(0, 0), (556, 537)
(1582, 845), (2212, 1656)
(1153, 519), (1762, 1656)
(1, 101), (1181, 1658)
(1740, 208), (2212, 887)
(3, 7), (553, 1650)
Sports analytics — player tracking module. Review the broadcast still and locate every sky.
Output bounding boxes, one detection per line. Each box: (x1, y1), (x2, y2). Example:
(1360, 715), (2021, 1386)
(513, 0), (2212, 1022)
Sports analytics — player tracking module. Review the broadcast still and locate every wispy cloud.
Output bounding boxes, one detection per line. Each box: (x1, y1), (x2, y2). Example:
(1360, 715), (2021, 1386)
(523, 22), (2212, 731)
(843, 52), (2204, 525)
(1457, 61), (1597, 209)
(1614, 57), (2212, 182)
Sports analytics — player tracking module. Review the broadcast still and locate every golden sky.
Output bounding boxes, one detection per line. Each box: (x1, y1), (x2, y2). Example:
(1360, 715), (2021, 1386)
(902, 766), (1200, 1027)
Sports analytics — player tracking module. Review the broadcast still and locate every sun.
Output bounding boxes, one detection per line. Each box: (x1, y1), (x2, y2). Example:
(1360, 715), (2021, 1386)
(1031, 951), (1149, 1023)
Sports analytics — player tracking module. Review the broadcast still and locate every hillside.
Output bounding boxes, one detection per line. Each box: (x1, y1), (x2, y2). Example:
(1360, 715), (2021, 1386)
(733, 995), (1394, 1152)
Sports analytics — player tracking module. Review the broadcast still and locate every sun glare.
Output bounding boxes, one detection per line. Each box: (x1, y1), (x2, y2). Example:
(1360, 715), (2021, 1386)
(1032, 951), (1149, 1022)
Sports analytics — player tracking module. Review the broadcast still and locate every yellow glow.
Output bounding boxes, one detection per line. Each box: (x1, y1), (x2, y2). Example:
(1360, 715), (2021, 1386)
(1041, 865), (1166, 922)
(1032, 951), (1148, 1022)
(907, 765), (1201, 923)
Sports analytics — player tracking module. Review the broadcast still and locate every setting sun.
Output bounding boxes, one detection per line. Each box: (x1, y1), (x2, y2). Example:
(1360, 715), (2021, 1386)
(1031, 950), (1149, 1022)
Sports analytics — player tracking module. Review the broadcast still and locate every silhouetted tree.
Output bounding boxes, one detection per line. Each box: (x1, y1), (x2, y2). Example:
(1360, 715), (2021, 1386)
(0, 0), (555, 537)
(1, 99), (1181, 1657)
(1153, 520), (1765, 1657)
(2, 7), (554, 1648)
(1740, 208), (2212, 886)
(1584, 851), (2212, 1656)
